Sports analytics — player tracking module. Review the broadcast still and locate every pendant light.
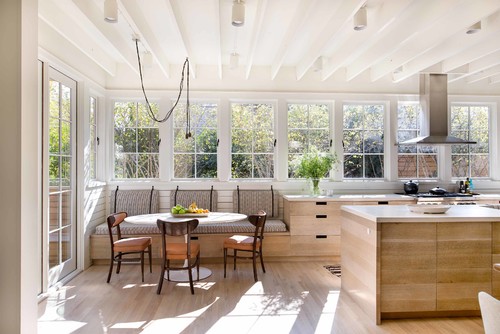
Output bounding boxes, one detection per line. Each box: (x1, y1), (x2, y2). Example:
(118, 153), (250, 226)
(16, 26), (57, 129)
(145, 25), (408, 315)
(232, 0), (245, 27)
(104, 0), (118, 23)
(353, 6), (367, 31)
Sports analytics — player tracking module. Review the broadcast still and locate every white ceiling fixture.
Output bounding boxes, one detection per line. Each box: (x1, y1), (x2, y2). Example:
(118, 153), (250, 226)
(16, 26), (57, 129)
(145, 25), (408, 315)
(232, 0), (245, 27)
(353, 6), (367, 31)
(104, 0), (118, 23)
(466, 21), (481, 34)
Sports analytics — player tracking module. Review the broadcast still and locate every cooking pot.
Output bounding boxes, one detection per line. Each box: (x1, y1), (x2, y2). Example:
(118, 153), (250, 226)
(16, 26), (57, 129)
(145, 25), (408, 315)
(404, 180), (419, 194)
(429, 186), (447, 195)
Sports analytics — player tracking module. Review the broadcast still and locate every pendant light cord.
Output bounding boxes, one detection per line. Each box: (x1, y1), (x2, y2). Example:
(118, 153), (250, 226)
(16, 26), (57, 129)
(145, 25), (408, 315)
(135, 39), (191, 138)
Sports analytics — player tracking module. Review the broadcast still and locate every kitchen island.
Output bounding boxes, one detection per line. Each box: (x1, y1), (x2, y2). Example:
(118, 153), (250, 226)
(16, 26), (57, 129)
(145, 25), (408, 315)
(340, 205), (500, 324)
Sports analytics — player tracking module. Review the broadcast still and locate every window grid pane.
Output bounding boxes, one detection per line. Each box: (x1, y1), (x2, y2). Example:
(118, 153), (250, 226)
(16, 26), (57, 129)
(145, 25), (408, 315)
(231, 103), (274, 179)
(397, 103), (438, 179)
(287, 103), (330, 178)
(451, 105), (489, 178)
(173, 103), (218, 179)
(113, 101), (159, 179)
(343, 104), (384, 179)
(89, 96), (97, 180)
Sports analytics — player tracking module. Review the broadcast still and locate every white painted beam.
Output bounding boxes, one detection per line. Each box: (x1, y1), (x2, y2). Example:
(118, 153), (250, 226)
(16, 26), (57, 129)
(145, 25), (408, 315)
(245, 0), (268, 80)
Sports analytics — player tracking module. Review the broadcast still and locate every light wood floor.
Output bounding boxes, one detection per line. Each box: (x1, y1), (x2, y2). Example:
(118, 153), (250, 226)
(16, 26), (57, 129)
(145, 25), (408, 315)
(38, 262), (485, 334)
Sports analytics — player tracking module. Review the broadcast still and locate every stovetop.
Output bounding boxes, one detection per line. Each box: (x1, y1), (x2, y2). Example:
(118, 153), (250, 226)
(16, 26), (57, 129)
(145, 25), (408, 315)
(397, 192), (474, 198)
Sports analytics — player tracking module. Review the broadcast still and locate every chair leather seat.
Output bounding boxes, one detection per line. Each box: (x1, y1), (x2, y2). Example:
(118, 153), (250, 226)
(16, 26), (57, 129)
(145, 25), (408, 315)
(166, 242), (200, 260)
(114, 237), (152, 252)
(224, 235), (260, 251)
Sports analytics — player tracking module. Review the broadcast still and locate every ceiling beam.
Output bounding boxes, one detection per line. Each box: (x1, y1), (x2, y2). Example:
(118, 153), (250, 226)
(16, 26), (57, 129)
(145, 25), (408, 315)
(466, 64), (500, 84)
(373, 0), (500, 83)
(321, 0), (414, 82)
(449, 50), (500, 83)
(245, 0), (268, 79)
(119, 0), (170, 79)
(39, 0), (116, 76)
(270, 0), (318, 80)
(295, 0), (365, 81)
(214, 0), (222, 79)
(164, 0), (197, 78)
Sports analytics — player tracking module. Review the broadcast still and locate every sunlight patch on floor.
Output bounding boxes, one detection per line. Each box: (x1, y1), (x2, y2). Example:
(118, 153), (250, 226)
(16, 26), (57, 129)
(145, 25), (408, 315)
(314, 290), (340, 334)
(110, 321), (147, 329)
(38, 320), (86, 333)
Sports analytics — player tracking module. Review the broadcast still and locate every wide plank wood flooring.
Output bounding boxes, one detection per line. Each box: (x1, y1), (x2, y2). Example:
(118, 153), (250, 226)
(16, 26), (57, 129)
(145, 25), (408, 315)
(38, 262), (484, 334)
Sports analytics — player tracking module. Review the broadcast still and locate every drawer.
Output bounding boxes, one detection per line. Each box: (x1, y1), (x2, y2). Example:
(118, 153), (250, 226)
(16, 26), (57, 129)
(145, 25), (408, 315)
(290, 235), (340, 256)
(290, 216), (340, 235)
(288, 201), (353, 216)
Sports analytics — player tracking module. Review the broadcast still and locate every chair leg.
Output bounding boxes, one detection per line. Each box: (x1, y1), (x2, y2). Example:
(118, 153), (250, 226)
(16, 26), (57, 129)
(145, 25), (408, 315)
(141, 251), (145, 282)
(107, 252), (115, 283)
(196, 254), (200, 281)
(252, 252), (258, 282)
(167, 260), (170, 281)
(260, 248), (266, 273)
(148, 245), (152, 273)
(157, 258), (166, 294)
(188, 260), (195, 295)
(223, 248), (227, 278)
(116, 253), (122, 274)
(233, 249), (237, 270)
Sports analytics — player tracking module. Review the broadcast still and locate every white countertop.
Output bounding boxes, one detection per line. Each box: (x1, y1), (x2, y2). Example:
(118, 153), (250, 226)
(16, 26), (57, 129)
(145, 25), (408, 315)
(341, 204), (500, 223)
(283, 194), (415, 202)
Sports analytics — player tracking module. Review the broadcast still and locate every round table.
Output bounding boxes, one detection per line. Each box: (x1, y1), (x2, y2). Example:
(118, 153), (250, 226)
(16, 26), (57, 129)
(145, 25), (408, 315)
(124, 212), (247, 282)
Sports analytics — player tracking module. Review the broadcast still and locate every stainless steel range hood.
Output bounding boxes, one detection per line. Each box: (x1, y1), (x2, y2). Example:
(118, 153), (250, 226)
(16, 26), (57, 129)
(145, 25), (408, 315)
(400, 73), (476, 145)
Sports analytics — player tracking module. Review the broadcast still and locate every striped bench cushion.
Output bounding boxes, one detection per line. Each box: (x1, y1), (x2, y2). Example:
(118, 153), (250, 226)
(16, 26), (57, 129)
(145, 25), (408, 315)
(94, 219), (287, 235)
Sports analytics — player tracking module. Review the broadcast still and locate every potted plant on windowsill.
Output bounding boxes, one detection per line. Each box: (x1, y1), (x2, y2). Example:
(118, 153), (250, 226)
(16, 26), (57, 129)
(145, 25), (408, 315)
(295, 149), (339, 195)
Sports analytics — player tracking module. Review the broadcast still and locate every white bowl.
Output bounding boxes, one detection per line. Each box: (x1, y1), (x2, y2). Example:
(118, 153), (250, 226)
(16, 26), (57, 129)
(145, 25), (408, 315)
(407, 204), (451, 214)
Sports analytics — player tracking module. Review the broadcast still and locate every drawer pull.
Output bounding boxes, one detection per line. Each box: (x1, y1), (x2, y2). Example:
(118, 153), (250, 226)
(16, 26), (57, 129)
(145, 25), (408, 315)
(316, 235), (327, 239)
(316, 202), (327, 205)
(378, 201), (389, 205)
(316, 214), (327, 219)
(190, 236), (199, 240)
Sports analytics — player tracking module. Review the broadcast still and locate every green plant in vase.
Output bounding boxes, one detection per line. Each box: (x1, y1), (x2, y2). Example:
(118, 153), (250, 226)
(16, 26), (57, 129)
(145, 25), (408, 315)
(295, 149), (338, 195)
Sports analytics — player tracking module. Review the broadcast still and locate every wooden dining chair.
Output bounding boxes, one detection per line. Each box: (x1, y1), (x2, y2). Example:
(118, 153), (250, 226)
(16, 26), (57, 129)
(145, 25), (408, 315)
(106, 212), (152, 283)
(156, 218), (201, 295)
(223, 211), (267, 281)
(478, 291), (500, 334)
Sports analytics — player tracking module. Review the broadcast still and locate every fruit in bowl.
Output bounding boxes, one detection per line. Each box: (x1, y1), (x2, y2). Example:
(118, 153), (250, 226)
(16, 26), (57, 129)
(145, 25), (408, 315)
(170, 202), (209, 214)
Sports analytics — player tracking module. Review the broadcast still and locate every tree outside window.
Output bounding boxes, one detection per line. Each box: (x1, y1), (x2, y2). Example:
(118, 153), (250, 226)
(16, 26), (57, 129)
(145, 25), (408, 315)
(231, 103), (274, 179)
(451, 105), (489, 178)
(343, 104), (384, 178)
(397, 103), (437, 179)
(113, 101), (159, 179)
(173, 102), (218, 178)
(287, 103), (330, 178)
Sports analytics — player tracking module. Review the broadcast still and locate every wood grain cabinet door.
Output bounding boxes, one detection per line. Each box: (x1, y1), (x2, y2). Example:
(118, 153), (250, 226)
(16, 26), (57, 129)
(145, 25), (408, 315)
(436, 222), (492, 311)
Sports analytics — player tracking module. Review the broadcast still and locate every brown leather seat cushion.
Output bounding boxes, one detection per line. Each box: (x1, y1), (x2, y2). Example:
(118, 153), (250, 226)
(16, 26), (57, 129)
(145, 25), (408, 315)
(114, 237), (151, 252)
(223, 235), (260, 251)
(165, 243), (200, 260)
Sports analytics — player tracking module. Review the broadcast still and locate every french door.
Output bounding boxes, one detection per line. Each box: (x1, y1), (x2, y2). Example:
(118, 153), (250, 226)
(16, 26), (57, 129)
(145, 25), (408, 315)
(43, 68), (77, 287)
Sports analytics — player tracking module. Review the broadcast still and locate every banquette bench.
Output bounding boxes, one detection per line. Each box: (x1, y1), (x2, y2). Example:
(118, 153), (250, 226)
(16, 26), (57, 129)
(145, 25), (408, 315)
(90, 186), (294, 263)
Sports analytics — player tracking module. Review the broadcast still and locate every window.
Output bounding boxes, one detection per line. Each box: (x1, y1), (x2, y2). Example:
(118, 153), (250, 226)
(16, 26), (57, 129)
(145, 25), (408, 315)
(397, 103), (437, 179)
(113, 101), (159, 179)
(89, 96), (97, 180)
(343, 104), (384, 178)
(287, 103), (330, 178)
(173, 102), (218, 178)
(231, 103), (274, 178)
(451, 105), (489, 178)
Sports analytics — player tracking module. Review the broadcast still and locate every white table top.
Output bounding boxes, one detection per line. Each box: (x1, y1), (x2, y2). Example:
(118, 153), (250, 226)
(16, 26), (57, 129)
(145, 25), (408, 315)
(124, 212), (247, 225)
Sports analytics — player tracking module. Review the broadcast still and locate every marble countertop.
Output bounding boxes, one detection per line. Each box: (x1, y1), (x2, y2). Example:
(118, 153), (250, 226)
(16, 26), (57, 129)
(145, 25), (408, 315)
(341, 204), (500, 223)
(283, 194), (415, 201)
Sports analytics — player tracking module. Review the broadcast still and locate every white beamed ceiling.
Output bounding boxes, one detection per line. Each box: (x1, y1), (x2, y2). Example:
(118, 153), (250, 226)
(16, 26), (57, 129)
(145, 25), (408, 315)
(39, 0), (500, 94)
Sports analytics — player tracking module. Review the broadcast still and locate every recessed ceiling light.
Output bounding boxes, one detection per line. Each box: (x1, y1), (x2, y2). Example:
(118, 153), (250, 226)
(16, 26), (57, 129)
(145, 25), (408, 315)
(104, 0), (118, 23)
(353, 7), (367, 31)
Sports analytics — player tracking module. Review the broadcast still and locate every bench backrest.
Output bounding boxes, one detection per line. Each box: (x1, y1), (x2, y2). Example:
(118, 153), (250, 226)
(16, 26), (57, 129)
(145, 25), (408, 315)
(233, 187), (279, 218)
(110, 187), (159, 216)
(170, 186), (218, 212)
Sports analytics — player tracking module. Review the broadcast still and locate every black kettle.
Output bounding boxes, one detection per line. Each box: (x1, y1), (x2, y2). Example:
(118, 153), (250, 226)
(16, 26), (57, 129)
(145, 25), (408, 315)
(404, 180), (419, 194)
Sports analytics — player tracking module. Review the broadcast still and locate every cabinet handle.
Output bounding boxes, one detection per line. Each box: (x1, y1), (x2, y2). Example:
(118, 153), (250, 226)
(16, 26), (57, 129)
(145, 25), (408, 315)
(190, 236), (199, 240)
(316, 235), (327, 239)
(316, 214), (327, 219)
(316, 202), (327, 205)
(378, 201), (389, 205)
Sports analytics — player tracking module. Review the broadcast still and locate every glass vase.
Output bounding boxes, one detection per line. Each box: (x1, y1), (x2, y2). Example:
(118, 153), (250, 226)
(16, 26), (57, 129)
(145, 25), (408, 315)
(311, 178), (321, 195)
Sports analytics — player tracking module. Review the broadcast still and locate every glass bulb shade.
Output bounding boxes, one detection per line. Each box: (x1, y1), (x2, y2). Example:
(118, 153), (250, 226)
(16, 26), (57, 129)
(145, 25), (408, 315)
(104, 0), (118, 23)
(232, 1), (245, 27)
(353, 7), (367, 31)
(230, 53), (239, 69)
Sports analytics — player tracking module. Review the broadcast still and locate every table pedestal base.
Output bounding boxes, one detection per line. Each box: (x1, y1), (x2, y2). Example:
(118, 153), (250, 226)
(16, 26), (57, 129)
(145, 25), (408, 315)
(165, 267), (212, 282)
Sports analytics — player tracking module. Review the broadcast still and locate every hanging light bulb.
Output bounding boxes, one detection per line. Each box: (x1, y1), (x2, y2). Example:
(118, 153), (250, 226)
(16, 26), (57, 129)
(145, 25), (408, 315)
(230, 52), (239, 69)
(232, 0), (245, 27)
(353, 6), (367, 31)
(104, 0), (118, 23)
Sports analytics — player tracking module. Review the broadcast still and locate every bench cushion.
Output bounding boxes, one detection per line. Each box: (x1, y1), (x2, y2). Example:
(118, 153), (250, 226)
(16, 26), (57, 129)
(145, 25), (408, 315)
(170, 189), (218, 212)
(94, 219), (287, 235)
(233, 189), (279, 218)
(111, 189), (159, 216)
